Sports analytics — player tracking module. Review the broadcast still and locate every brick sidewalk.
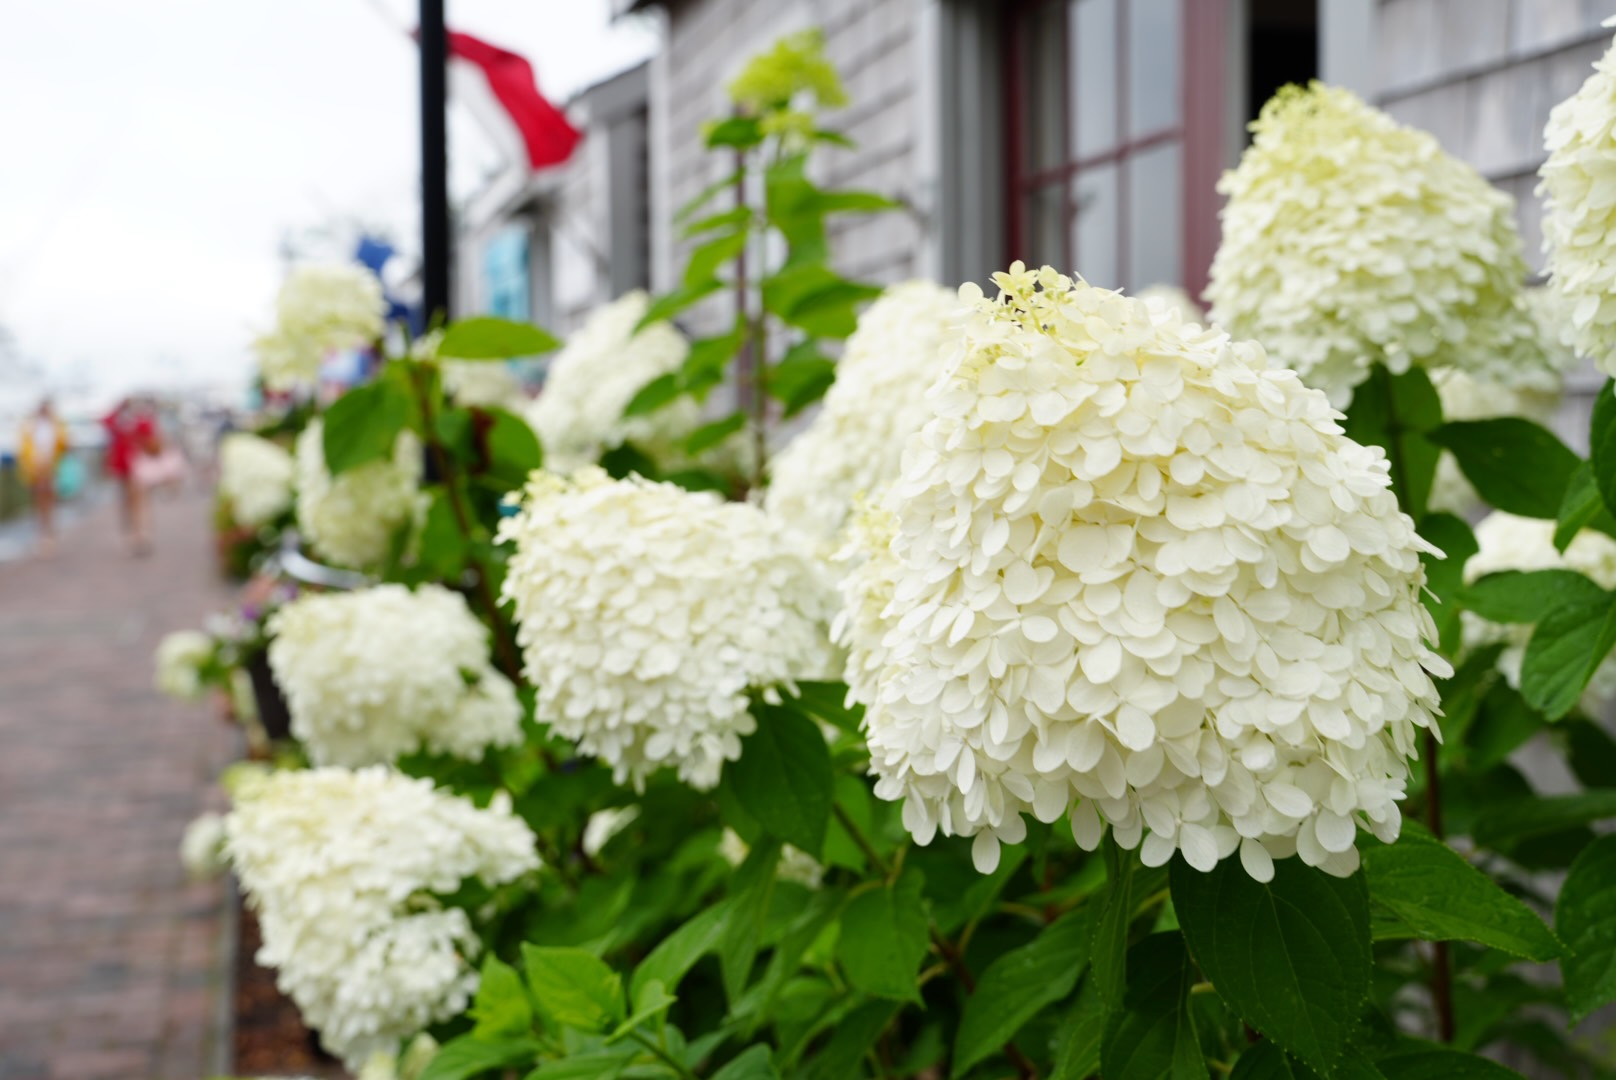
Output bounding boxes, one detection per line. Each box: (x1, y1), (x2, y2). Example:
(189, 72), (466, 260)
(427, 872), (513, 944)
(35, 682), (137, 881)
(0, 488), (242, 1080)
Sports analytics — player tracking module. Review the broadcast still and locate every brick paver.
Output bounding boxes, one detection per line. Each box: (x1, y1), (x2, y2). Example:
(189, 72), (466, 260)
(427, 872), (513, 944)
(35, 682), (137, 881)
(0, 489), (242, 1079)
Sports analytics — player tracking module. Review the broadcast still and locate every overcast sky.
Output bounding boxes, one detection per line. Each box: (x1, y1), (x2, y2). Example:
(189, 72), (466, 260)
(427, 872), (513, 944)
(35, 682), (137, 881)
(0, 0), (657, 406)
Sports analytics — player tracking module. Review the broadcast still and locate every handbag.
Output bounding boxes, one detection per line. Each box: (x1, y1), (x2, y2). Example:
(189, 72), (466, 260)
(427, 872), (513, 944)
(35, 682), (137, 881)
(133, 448), (186, 488)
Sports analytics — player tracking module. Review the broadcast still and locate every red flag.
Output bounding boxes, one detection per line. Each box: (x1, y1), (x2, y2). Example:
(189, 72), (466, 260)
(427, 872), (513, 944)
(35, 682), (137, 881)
(446, 31), (580, 170)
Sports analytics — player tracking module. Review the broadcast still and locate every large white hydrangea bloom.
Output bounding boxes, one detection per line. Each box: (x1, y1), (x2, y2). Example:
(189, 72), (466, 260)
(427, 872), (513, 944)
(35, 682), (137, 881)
(837, 265), (1449, 881)
(498, 468), (838, 789)
(155, 629), (213, 700)
(1541, 27), (1616, 373)
(256, 264), (387, 391)
(1207, 82), (1545, 405)
(254, 329), (324, 393)
(1464, 512), (1616, 715)
(294, 421), (423, 569)
(223, 767), (538, 1069)
(525, 291), (698, 472)
(219, 433), (296, 527)
(767, 282), (960, 541)
(267, 584), (523, 767)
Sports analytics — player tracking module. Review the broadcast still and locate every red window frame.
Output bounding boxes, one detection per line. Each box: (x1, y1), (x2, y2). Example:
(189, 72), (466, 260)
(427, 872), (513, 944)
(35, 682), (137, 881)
(1003, 0), (1228, 297)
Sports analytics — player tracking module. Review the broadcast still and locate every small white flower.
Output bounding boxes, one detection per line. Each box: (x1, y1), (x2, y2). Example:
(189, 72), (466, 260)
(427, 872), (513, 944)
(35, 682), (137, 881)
(155, 630), (213, 700)
(525, 291), (701, 472)
(180, 811), (229, 880)
(1464, 512), (1616, 715)
(294, 421), (424, 570)
(767, 282), (961, 542)
(839, 265), (1448, 881)
(498, 468), (839, 789)
(267, 584), (523, 767)
(1208, 83), (1546, 405)
(718, 827), (824, 888)
(223, 766), (538, 1069)
(581, 806), (642, 858)
(1540, 31), (1616, 373)
(218, 433), (296, 527)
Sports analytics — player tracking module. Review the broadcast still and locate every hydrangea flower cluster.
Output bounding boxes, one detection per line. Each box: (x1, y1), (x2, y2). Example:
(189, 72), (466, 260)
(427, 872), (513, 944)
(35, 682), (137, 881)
(255, 264), (387, 390)
(223, 767), (538, 1068)
(155, 629), (213, 700)
(1540, 26), (1616, 372)
(218, 433), (296, 528)
(498, 468), (838, 789)
(1206, 83), (1544, 405)
(837, 265), (1449, 881)
(767, 282), (959, 542)
(525, 292), (698, 472)
(294, 421), (423, 569)
(267, 584), (523, 767)
(1464, 512), (1616, 714)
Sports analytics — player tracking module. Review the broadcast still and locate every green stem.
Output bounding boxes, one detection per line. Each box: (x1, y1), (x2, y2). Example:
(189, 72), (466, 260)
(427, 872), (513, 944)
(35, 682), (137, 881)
(629, 1029), (700, 1080)
(1378, 365), (1412, 515)
(1375, 364), (1454, 1042)
(831, 802), (891, 878)
(407, 362), (523, 682)
(827, 803), (1035, 1075)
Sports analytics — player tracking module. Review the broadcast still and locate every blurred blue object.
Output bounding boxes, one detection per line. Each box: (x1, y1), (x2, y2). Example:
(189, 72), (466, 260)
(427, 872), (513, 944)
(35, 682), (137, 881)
(55, 451), (85, 500)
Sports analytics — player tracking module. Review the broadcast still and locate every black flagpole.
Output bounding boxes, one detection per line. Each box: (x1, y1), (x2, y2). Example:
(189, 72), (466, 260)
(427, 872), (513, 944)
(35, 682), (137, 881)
(419, 0), (451, 323)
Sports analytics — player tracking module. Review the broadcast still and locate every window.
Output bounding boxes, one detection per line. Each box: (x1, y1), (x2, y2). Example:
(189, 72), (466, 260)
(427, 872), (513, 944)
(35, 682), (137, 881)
(1003, 0), (1314, 296)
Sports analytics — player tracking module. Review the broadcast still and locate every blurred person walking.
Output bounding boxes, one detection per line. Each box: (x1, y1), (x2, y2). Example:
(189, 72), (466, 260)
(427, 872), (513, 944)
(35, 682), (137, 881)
(17, 399), (68, 557)
(103, 397), (157, 555)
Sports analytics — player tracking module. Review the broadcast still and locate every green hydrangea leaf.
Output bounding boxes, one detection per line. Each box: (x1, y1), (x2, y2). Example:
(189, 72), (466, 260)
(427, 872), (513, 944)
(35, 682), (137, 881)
(1362, 821), (1562, 960)
(1171, 856), (1370, 1076)
(1556, 834), (1616, 1023)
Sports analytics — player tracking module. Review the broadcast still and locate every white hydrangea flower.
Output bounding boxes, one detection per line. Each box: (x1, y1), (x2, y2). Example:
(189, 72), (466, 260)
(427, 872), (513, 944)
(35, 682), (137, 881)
(256, 264), (387, 391)
(155, 629), (213, 700)
(1540, 28), (1616, 373)
(498, 468), (839, 790)
(180, 811), (228, 880)
(276, 263), (386, 353)
(223, 766), (538, 1069)
(1464, 512), (1616, 715)
(1135, 284), (1204, 322)
(254, 329), (324, 393)
(294, 421), (423, 569)
(443, 361), (526, 410)
(218, 433), (296, 528)
(526, 291), (700, 472)
(767, 282), (960, 542)
(1207, 82), (1545, 405)
(718, 827), (824, 888)
(838, 265), (1449, 882)
(267, 584), (523, 767)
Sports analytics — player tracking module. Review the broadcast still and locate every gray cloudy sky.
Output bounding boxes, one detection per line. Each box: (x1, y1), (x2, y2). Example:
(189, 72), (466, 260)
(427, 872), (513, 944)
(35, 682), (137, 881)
(0, 0), (656, 405)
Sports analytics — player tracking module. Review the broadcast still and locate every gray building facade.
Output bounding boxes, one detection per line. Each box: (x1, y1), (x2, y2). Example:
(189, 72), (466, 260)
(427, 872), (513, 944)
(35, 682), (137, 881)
(458, 0), (1616, 350)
